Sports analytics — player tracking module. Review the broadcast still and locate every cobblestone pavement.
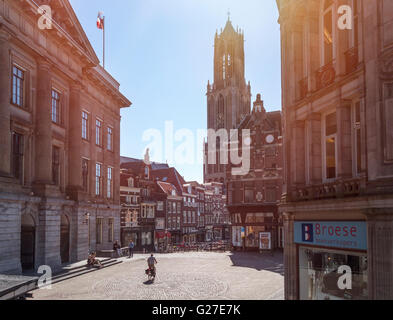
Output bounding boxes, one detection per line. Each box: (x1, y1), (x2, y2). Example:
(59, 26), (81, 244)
(29, 251), (284, 300)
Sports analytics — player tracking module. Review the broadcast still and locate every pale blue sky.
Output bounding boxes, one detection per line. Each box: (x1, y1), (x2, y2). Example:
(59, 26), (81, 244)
(69, 0), (282, 183)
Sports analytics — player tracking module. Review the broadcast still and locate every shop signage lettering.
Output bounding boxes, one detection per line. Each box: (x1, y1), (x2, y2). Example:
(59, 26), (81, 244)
(294, 221), (367, 250)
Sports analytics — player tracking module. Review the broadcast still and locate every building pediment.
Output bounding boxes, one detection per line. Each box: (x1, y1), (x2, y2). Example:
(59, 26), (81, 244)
(22, 0), (99, 65)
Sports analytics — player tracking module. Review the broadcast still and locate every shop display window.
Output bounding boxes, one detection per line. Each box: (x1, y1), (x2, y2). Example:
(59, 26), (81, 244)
(299, 246), (368, 300)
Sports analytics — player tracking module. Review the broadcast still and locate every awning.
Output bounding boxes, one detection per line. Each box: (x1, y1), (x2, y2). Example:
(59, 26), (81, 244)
(155, 231), (171, 239)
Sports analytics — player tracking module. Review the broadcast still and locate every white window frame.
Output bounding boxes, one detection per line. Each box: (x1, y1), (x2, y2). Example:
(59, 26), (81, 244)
(82, 110), (89, 140)
(95, 163), (102, 196)
(107, 166), (113, 199)
(107, 126), (113, 151)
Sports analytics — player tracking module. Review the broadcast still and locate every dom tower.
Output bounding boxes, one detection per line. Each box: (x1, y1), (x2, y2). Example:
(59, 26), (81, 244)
(204, 17), (251, 186)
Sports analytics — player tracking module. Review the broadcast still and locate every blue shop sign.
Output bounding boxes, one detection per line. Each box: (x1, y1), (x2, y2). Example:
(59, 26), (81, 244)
(294, 221), (367, 250)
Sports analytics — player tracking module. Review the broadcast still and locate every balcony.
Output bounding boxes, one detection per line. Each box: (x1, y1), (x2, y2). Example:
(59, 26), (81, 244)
(291, 177), (366, 202)
(316, 61), (336, 91)
(345, 47), (359, 75)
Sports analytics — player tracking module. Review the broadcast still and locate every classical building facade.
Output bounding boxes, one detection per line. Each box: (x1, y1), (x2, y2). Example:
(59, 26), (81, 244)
(204, 18), (251, 185)
(277, 0), (393, 299)
(0, 0), (130, 274)
(227, 94), (284, 251)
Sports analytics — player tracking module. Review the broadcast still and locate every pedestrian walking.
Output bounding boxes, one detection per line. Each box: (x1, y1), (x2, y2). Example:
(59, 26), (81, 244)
(128, 240), (135, 258)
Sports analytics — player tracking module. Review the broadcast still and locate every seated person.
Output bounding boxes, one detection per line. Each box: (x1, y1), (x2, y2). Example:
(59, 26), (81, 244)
(87, 252), (102, 268)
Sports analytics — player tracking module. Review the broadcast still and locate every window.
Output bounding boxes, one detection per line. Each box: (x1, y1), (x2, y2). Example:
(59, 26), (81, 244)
(323, 0), (334, 65)
(172, 202), (176, 213)
(144, 166), (149, 179)
(96, 119), (102, 146)
(222, 55), (226, 80)
(107, 127), (113, 151)
(353, 101), (362, 175)
(177, 217), (180, 229)
(157, 201), (164, 211)
(168, 201), (172, 214)
(12, 133), (24, 182)
(266, 188), (277, 203)
(96, 218), (103, 244)
(107, 167), (113, 199)
(324, 112), (337, 180)
(245, 189), (254, 203)
(82, 159), (89, 192)
(177, 202), (181, 213)
(95, 163), (102, 196)
(108, 218), (114, 242)
(147, 206), (154, 218)
(51, 89), (61, 124)
(127, 177), (134, 188)
(183, 212), (187, 223)
(141, 232), (152, 245)
(52, 146), (60, 185)
(12, 66), (24, 107)
(82, 111), (89, 140)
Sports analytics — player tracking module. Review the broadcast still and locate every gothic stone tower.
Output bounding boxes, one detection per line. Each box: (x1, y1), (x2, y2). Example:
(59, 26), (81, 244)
(204, 18), (251, 185)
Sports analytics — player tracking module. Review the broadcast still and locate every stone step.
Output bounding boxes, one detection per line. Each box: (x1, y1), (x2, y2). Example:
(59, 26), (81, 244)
(52, 258), (112, 278)
(50, 260), (121, 285)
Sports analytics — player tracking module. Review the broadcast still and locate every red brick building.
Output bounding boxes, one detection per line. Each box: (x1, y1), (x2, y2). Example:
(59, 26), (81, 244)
(227, 94), (284, 251)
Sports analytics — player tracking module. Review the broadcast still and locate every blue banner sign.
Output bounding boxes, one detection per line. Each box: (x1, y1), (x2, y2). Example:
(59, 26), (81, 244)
(294, 221), (367, 250)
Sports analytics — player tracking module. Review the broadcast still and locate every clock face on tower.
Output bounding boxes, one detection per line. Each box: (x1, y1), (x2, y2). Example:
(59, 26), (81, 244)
(266, 134), (274, 144)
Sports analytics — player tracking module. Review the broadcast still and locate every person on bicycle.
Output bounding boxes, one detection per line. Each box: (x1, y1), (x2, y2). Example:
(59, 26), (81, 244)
(147, 254), (157, 276)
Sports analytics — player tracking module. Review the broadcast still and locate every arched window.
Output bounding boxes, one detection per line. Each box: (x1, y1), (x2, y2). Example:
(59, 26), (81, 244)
(144, 167), (149, 179)
(217, 95), (224, 128)
(322, 0), (334, 65)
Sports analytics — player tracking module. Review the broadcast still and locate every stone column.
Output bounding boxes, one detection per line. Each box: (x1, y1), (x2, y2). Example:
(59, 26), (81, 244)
(36, 202), (61, 269)
(337, 102), (352, 179)
(0, 29), (11, 176)
(34, 60), (52, 185)
(366, 210), (393, 300)
(67, 83), (82, 199)
(283, 212), (297, 300)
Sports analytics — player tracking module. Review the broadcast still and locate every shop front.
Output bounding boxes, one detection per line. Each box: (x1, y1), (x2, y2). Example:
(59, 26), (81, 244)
(294, 221), (368, 300)
(155, 230), (171, 252)
(121, 226), (154, 253)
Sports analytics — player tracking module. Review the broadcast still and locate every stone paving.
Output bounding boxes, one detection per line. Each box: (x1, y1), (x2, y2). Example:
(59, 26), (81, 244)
(28, 251), (284, 300)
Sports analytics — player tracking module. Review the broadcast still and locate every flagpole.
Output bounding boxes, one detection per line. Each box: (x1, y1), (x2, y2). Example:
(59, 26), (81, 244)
(103, 16), (105, 69)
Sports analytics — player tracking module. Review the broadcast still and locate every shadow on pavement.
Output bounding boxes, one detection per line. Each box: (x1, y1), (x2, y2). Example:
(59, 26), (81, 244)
(143, 280), (155, 285)
(228, 251), (284, 275)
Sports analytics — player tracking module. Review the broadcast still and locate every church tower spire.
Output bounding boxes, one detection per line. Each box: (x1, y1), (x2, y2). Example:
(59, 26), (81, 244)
(204, 18), (252, 184)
